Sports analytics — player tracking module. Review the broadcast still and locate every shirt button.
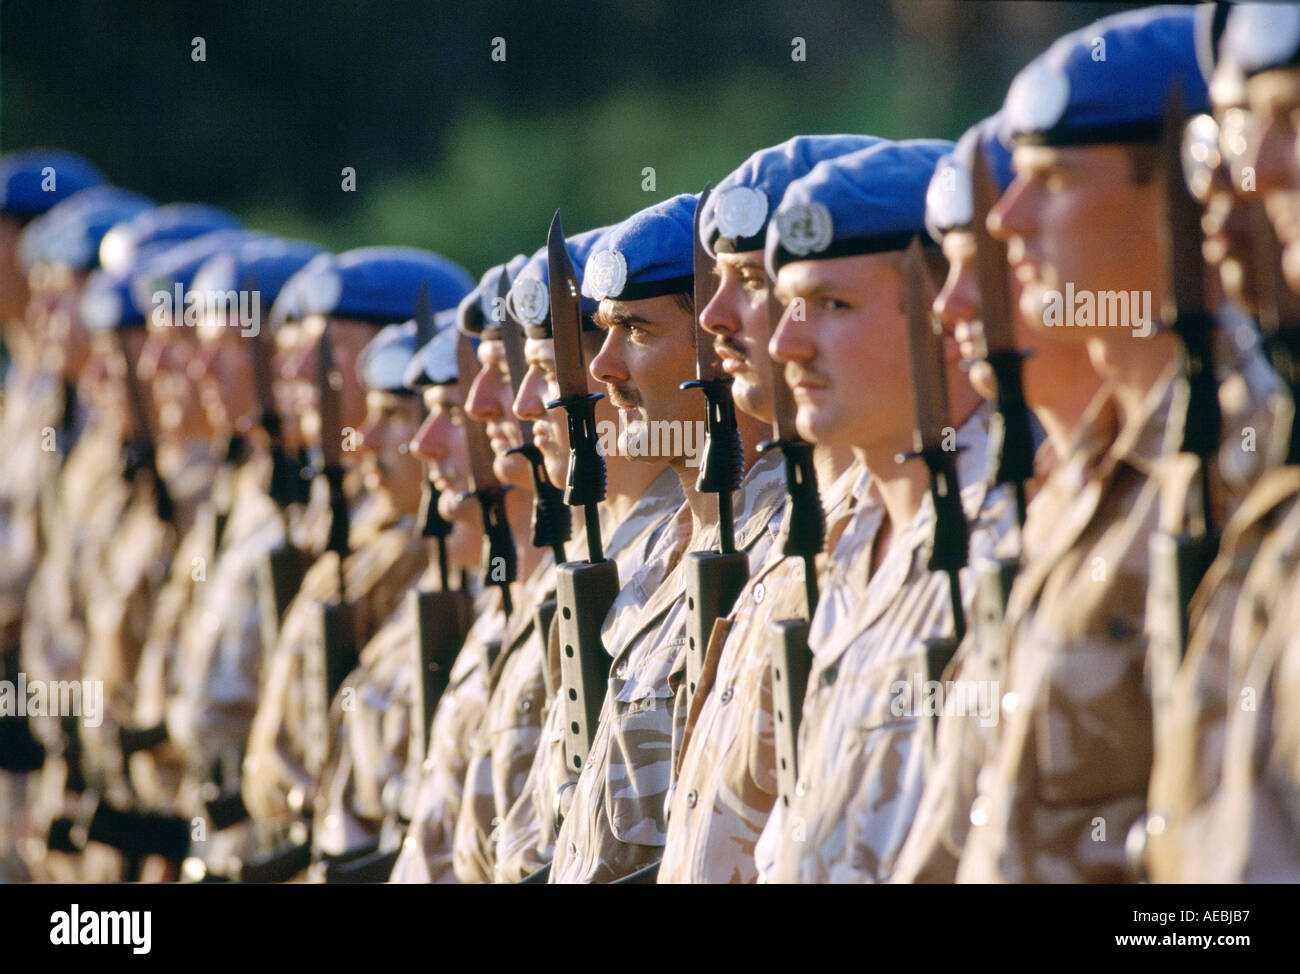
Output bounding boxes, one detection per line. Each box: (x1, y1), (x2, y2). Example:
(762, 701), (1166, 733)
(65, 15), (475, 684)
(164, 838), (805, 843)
(795, 777), (809, 797)
(970, 795), (990, 827)
(519, 698), (532, 714)
(720, 687), (734, 704)
(1001, 691), (1018, 713)
(753, 583), (766, 604)
(821, 667), (838, 687)
(685, 789), (698, 808)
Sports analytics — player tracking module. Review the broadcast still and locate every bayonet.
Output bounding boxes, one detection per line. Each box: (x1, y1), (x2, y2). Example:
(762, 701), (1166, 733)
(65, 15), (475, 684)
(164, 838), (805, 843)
(456, 331), (517, 618)
(546, 210), (622, 774)
(498, 271), (572, 565)
(901, 237), (969, 696)
(681, 184), (750, 705)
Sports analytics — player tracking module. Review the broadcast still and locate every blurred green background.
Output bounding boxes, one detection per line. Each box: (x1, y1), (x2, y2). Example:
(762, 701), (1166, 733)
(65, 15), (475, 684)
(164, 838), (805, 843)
(2, 0), (1127, 276)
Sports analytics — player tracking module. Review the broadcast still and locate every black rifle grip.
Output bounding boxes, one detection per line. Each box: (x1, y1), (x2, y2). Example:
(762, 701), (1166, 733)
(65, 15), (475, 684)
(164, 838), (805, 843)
(985, 349), (1036, 488)
(119, 721), (168, 757)
(560, 394), (607, 508)
(235, 838), (312, 883)
(775, 440), (824, 561)
(205, 785), (251, 832)
(770, 618), (813, 811)
(556, 560), (621, 773)
(85, 799), (192, 863)
(684, 551), (749, 703)
(694, 378), (744, 495)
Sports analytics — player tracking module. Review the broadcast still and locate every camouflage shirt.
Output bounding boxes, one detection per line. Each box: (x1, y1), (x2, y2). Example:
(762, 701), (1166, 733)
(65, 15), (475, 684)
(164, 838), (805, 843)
(550, 452), (787, 883)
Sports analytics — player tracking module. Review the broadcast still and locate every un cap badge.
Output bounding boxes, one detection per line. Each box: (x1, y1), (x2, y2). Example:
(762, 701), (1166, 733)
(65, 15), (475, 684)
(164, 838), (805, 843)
(586, 249), (628, 300)
(509, 275), (550, 326)
(302, 267), (343, 316)
(1005, 61), (1070, 136)
(776, 202), (833, 257)
(715, 186), (769, 241)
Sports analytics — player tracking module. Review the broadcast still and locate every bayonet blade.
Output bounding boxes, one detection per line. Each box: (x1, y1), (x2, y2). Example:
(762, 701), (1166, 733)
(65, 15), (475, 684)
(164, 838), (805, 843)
(455, 331), (502, 494)
(497, 271), (533, 442)
(547, 212), (590, 402)
(970, 147), (1014, 357)
(693, 183), (724, 382)
(317, 324), (344, 470)
(1162, 84), (1207, 325)
(903, 238), (952, 455)
(412, 282), (435, 367)
(765, 279), (800, 443)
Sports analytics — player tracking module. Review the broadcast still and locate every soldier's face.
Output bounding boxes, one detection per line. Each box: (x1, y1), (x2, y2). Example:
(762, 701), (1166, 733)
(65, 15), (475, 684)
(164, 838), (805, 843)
(272, 320), (308, 450)
(771, 254), (913, 452)
(138, 319), (208, 438)
(991, 144), (1162, 341)
(357, 390), (423, 516)
(411, 384), (476, 523)
(518, 332), (613, 488)
(589, 294), (698, 467)
(1243, 67), (1300, 291)
(466, 338), (530, 488)
(285, 315), (371, 457)
(0, 216), (28, 321)
(700, 250), (774, 423)
(26, 263), (87, 379)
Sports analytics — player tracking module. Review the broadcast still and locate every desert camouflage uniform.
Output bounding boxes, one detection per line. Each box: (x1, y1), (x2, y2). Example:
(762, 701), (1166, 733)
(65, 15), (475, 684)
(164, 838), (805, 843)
(755, 404), (1012, 883)
(956, 371), (1179, 883)
(493, 467), (682, 882)
(388, 586), (504, 884)
(658, 459), (867, 884)
(549, 450), (786, 883)
(241, 508), (424, 827)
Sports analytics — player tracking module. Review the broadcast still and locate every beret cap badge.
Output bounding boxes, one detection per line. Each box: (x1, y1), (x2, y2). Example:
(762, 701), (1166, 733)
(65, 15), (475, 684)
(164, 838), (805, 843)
(1005, 60), (1071, 137)
(776, 202), (833, 257)
(509, 275), (550, 327)
(586, 249), (628, 301)
(714, 185), (769, 240)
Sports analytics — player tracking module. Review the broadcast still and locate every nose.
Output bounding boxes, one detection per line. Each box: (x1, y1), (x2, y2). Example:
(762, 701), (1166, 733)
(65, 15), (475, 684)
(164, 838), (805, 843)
(1252, 117), (1298, 197)
(700, 276), (740, 338)
(589, 328), (628, 386)
(356, 411), (381, 456)
(932, 260), (980, 337)
(136, 332), (164, 382)
(515, 366), (547, 422)
(465, 365), (499, 423)
(986, 174), (1034, 252)
(769, 300), (813, 365)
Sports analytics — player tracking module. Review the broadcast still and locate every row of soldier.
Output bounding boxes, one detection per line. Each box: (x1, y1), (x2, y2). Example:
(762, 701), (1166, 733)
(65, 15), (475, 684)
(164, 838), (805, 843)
(0, 2), (1297, 883)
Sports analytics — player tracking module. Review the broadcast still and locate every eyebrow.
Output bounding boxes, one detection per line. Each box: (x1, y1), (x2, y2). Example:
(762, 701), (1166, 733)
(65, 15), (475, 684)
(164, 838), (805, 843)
(594, 306), (652, 331)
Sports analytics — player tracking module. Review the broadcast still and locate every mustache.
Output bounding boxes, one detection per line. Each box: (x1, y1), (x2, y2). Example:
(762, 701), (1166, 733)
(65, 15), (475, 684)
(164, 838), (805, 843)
(605, 382), (642, 409)
(714, 334), (749, 362)
(784, 362), (830, 389)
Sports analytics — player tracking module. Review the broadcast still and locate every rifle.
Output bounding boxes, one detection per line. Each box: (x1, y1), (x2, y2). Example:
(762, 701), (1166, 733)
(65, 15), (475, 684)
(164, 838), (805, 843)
(969, 144), (1030, 671)
(116, 327), (174, 527)
(681, 184), (749, 710)
(546, 211), (621, 775)
(1148, 87), (1222, 722)
(455, 331), (518, 619)
(900, 237), (970, 713)
(762, 266), (826, 813)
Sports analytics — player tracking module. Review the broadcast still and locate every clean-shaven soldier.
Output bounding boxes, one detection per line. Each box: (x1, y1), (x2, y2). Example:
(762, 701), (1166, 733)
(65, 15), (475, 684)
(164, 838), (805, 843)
(754, 138), (1016, 883)
(658, 135), (879, 884)
(388, 264), (518, 884)
(549, 194), (788, 883)
(954, 7), (1216, 884)
(1187, 4), (1300, 882)
(241, 249), (473, 837)
(491, 234), (682, 883)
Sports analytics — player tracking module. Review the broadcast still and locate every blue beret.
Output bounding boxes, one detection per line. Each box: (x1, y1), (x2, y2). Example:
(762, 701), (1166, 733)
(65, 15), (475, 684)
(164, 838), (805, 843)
(458, 255), (529, 339)
(582, 193), (698, 302)
(267, 251), (334, 326)
(1002, 6), (1208, 148)
(926, 115), (1015, 244)
(291, 246), (474, 327)
(702, 135), (886, 256)
(190, 237), (325, 311)
(130, 230), (263, 321)
(1220, 3), (1300, 81)
(19, 186), (154, 272)
(358, 320), (421, 393)
(766, 139), (954, 277)
(405, 309), (463, 388)
(0, 150), (106, 221)
(507, 226), (607, 339)
(99, 203), (243, 275)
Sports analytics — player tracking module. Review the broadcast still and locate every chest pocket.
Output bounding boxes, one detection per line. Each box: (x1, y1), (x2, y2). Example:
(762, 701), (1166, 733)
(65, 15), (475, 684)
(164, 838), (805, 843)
(1034, 633), (1152, 807)
(604, 639), (682, 846)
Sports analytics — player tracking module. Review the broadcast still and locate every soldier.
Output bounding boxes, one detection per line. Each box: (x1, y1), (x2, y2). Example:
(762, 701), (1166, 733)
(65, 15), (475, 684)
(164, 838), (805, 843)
(952, 7), (1214, 883)
(1181, 2), (1300, 882)
(239, 248), (471, 866)
(751, 138), (1015, 883)
(894, 115), (1107, 879)
(547, 193), (788, 884)
(490, 233), (683, 883)
(658, 135), (880, 884)
(389, 275), (511, 884)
